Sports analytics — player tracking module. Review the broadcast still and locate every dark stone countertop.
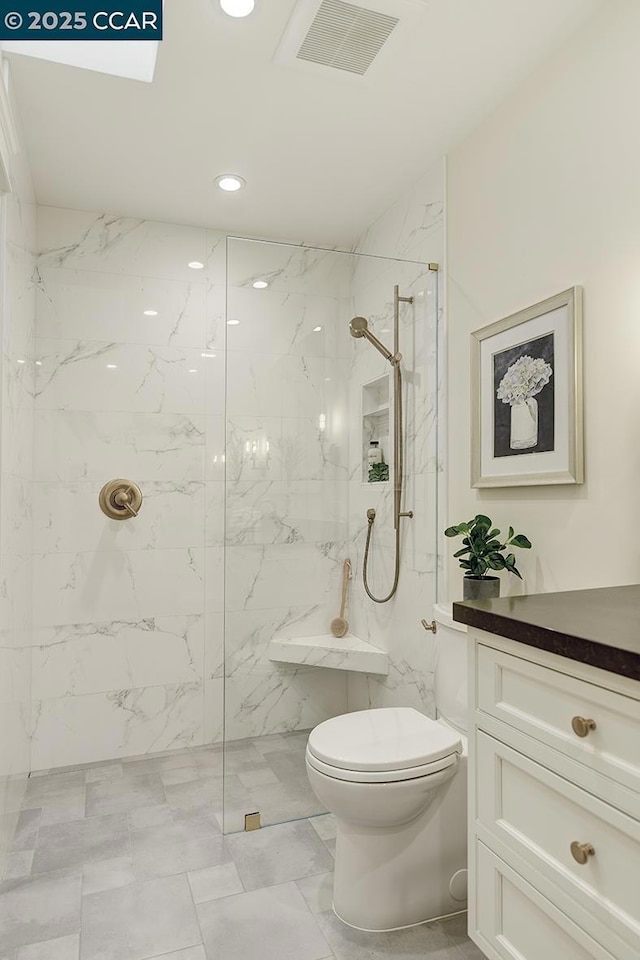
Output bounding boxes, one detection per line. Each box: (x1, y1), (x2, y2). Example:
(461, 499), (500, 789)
(453, 584), (640, 682)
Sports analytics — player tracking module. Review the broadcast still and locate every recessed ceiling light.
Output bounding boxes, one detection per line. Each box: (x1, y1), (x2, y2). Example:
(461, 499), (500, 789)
(313, 326), (322, 332)
(201, 352), (217, 358)
(35, 360), (42, 366)
(188, 261), (204, 270)
(188, 369), (198, 374)
(220, 0), (255, 18)
(144, 309), (158, 317)
(227, 319), (240, 326)
(252, 280), (268, 289)
(215, 174), (245, 192)
(106, 364), (117, 369)
(17, 359), (25, 364)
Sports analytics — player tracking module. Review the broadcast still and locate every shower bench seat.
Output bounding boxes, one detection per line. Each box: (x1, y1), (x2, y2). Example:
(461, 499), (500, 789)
(268, 633), (389, 675)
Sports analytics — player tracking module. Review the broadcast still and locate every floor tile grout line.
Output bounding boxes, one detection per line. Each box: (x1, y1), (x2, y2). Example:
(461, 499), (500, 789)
(5, 739), (480, 960)
(185, 865), (209, 960)
(292, 852), (336, 960)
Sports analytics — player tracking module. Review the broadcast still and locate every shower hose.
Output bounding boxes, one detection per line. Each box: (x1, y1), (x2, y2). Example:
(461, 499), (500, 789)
(362, 362), (405, 604)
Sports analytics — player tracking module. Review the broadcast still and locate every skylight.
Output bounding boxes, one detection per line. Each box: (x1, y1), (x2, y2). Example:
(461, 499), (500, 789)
(0, 40), (159, 82)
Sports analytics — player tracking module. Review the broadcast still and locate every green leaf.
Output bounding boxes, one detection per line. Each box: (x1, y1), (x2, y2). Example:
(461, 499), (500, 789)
(459, 560), (472, 570)
(444, 526), (461, 538)
(453, 547), (471, 558)
(470, 556), (488, 576)
(473, 514), (492, 530)
(508, 526), (514, 540)
(487, 528), (501, 540)
(488, 553), (506, 568)
(511, 534), (532, 549)
(503, 554), (523, 578)
(470, 544), (489, 559)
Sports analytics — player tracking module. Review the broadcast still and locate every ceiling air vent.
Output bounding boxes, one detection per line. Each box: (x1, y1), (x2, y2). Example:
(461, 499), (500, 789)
(296, 0), (399, 76)
(274, 0), (429, 80)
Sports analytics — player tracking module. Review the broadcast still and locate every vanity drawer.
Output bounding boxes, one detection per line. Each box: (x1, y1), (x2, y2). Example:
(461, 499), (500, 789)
(474, 841), (617, 960)
(476, 644), (640, 794)
(476, 731), (640, 953)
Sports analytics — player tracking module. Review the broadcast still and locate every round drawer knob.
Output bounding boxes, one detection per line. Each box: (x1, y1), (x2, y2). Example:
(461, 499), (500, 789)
(571, 716), (596, 738)
(570, 841), (595, 865)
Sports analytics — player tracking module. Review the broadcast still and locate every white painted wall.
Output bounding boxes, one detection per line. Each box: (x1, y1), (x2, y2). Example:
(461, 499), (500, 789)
(446, 0), (639, 599)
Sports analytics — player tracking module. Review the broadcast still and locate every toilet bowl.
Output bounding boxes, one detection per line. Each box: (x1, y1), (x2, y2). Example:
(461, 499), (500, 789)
(306, 707), (468, 932)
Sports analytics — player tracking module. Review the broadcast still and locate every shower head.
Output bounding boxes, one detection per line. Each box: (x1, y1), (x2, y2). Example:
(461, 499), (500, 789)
(349, 316), (369, 339)
(348, 316), (400, 365)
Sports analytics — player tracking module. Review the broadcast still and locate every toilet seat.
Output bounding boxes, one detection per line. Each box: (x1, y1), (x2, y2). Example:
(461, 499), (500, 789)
(306, 707), (462, 784)
(306, 745), (458, 783)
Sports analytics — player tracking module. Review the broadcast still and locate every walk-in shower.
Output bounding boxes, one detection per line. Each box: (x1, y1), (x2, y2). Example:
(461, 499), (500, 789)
(0, 213), (438, 886)
(350, 285), (414, 603)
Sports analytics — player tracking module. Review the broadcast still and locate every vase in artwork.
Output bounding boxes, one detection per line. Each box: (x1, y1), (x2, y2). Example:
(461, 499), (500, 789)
(510, 396), (538, 449)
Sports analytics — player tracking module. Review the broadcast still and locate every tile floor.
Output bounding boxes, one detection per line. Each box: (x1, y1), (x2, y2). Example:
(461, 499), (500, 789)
(0, 735), (485, 960)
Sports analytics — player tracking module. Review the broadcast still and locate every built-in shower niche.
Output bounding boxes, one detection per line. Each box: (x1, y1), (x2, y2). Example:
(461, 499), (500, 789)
(362, 373), (390, 483)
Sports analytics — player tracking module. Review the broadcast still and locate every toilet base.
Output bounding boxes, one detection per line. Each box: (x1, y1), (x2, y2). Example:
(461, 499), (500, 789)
(333, 903), (467, 934)
(331, 759), (468, 931)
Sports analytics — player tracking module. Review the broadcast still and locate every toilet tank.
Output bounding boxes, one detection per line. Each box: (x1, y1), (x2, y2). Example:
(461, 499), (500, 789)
(433, 603), (468, 734)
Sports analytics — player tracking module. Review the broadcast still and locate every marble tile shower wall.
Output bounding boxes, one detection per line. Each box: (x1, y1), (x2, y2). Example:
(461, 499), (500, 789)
(28, 171), (443, 773)
(223, 241), (352, 740)
(32, 208), (226, 770)
(0, 123), (37, 871)
(31, 217), (353, 769)
(346, 162), (445, 717)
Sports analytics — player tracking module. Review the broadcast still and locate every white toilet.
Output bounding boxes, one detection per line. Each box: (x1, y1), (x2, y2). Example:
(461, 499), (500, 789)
(305, 604), (468, 932)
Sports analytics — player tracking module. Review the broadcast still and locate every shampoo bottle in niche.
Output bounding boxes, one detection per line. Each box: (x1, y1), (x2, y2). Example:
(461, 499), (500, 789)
(367, 441), (382, 468)
(367, 441), (388, 482)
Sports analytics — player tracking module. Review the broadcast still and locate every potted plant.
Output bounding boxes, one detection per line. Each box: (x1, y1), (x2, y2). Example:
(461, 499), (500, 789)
(444, 514), (532, 601)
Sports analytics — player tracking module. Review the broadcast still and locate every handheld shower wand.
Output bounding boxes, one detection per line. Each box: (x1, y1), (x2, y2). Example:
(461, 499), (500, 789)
(350, 286), (414, 603)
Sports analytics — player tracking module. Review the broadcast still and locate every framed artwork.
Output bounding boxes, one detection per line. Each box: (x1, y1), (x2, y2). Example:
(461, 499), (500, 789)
(471, 287), (583, 487)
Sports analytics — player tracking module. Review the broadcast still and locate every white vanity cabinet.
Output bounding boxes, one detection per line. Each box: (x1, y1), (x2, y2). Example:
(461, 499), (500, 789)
(467, 629), (640, 960)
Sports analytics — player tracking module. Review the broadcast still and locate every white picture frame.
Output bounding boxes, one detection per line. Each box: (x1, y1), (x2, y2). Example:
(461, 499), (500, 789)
(471, 287), (583, 487)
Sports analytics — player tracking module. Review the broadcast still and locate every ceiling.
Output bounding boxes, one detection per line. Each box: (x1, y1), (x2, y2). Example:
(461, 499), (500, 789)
(6, 0), (603, 247)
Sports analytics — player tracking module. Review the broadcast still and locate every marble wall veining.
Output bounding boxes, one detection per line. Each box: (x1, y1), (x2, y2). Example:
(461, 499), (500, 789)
(0, 78), (37, 876)
(22, 165), (444, 776)
(31, 208), (223, 769)
(346, 161), (445, 718)
(29, 221), (366, 768)
(222, 239), (353, 741)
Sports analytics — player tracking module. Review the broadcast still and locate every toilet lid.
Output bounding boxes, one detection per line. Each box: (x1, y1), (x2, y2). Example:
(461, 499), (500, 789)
(307, 707), (461, 772)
